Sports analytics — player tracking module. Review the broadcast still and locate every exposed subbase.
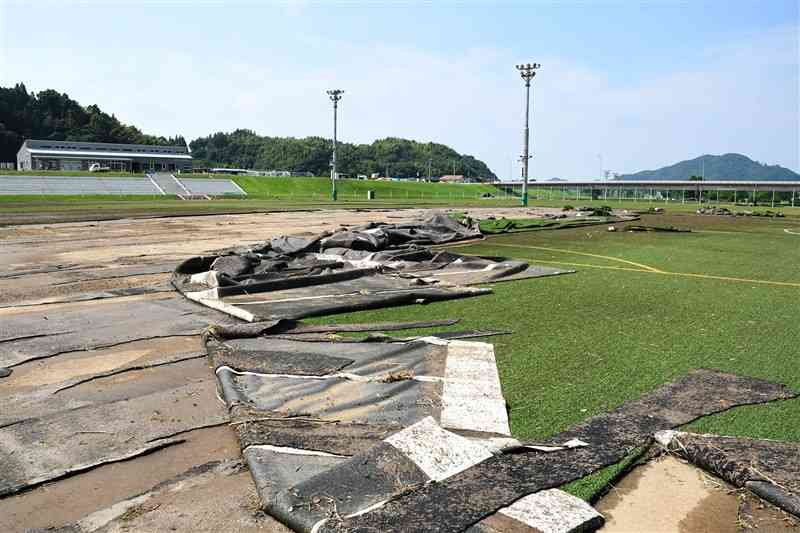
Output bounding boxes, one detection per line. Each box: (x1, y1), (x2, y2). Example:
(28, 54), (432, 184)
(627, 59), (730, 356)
(168, 212), (799, 532)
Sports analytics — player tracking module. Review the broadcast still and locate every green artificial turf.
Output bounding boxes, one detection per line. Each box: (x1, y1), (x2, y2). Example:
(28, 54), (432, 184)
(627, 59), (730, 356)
(305, 213), (800, 500)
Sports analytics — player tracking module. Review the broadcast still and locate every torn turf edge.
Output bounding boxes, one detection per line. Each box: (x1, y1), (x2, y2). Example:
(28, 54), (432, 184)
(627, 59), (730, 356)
(314, 369), (796, 532)
(655, 430), (800, 517)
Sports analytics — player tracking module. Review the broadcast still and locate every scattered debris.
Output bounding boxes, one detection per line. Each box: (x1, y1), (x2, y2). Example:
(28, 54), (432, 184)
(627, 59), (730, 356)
(697, 206), (785, 218)
(570, 205), (614, 217)
(173, 215), (571, 322)
(630, 207), (665, 215)
(737, 209), (785, 218)
(697, 207), (733, 216)
(625, 225), (690, 233)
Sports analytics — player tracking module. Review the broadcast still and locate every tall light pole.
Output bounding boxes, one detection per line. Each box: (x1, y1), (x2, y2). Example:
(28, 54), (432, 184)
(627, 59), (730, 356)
(326, 89), (344, 201)
(516, 62), (540, 207)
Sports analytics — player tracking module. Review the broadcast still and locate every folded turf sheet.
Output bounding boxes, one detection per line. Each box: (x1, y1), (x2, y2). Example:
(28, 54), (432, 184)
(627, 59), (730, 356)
(172, 215), (571, 322)
(205, 323), (797, 533)
(313, 370), (796, 533)
(206, 332), (610, 533)
(174, 214), (797, 532)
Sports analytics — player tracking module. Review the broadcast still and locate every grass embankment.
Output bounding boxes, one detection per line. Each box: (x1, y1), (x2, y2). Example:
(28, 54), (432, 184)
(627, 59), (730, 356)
(3, 173), (799, 224)
(232, 175), (502, 200)
(0, 177), (519, 224)
(306, 213), (800, 500)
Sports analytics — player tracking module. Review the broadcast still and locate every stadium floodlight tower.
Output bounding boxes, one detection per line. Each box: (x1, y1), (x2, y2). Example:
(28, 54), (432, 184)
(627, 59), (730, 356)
(327, 89), (344, 201)
(516, 62), (540, 207)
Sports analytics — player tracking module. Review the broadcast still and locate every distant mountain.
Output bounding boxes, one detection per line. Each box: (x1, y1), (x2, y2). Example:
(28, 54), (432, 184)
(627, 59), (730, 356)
(619, 154), (799, 181)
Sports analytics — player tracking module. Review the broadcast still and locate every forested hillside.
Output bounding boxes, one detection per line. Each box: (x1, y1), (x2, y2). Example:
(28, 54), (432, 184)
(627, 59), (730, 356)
(1, 83), (497, 180)
(189, 130), (497, 181)
(0, 83), (186, 162)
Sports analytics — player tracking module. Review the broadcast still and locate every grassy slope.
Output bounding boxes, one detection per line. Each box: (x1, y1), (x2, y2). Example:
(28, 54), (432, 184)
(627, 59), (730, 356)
(0, 176), (513, 222)
(305, 213), (800, 499)
(3, 173), (798, 225)
(232, 175), (502, 199)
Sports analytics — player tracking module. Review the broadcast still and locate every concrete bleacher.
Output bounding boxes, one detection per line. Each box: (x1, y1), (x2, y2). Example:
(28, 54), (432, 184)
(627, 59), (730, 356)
(0, 176), (161, 195)
(180, 178), (246, 196)
(0, 175), (246, 197)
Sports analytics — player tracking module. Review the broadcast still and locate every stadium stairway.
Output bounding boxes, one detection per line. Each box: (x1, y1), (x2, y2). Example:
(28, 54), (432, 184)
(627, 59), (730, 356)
(148, 173), (209, 200)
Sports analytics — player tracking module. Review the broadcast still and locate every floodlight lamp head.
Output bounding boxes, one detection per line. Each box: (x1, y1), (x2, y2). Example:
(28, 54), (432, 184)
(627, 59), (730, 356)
(515, 62), (540, 82)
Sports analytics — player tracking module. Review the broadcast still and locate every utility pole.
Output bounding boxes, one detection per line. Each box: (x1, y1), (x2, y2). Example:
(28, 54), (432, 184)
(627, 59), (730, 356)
(427, 159), (432, 181)
(599, 153), (604, 201)
(326, 89), (344, 201)
(516, 62), (540, 207)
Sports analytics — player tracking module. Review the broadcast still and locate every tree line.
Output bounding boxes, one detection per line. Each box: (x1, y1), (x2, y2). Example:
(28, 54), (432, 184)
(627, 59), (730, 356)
(0, 84), (497, 180)
(0, 83), (186, 162)
(189, 130), (497, 181)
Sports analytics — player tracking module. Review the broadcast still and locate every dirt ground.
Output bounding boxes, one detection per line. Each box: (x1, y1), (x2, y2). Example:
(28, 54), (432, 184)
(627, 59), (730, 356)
(0, 206), (556, 532)
(597, 456), (799, 533)
(3, 206), (795, 533)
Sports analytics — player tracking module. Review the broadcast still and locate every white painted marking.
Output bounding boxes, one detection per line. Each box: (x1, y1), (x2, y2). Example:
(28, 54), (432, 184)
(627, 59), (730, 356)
(243, 444), (347, 458)
(426, 263), (499, 277)
(185, 290), (256, 322)
(784, 228), (800, 235)
(215, 365), (443, 385)
(522, 438), (590, 453)
(186, 287), (219, 300)
(386, 416), (493, 482)
(147, 175), (166, 195)
(440, 340), (511, 436)
(189, 270), (219, 287)
(232, 287), (462, 306)
(499, 489), (603, 533)
(230, 179), (248, 196)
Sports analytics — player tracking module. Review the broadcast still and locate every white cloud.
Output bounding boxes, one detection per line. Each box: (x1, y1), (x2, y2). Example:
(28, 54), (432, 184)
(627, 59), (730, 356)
(2, 18), (796, 177)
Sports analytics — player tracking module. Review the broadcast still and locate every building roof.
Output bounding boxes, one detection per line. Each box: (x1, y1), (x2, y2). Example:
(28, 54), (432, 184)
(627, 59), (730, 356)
(26, 148), (193, 160)
(21, 139), (190, 157)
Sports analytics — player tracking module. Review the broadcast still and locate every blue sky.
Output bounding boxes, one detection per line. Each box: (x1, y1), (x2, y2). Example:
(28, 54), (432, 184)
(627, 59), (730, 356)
(1, 0), (798, 178)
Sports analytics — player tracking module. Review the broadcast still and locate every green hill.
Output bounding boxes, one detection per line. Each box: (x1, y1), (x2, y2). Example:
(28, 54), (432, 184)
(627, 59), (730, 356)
(620, 153), (799, 181)
(0, 83), (497, 181)
(0, 83), (185, 162)
(189, 130), (497, 182)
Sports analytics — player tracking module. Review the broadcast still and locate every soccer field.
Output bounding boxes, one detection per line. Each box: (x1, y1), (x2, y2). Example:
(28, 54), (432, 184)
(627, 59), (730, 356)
(302, 212), (800, 498)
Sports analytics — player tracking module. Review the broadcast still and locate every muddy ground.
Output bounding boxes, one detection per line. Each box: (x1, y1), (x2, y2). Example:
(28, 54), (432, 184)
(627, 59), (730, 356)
(3, 207), (795, 533)
(0, 207), (559, 532)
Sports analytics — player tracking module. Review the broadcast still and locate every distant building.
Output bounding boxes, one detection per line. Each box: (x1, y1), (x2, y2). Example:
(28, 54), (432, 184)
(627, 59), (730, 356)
(210, 168), (249, 175)
(439, 174), (466, 183)
(16, 139), (192, 173)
